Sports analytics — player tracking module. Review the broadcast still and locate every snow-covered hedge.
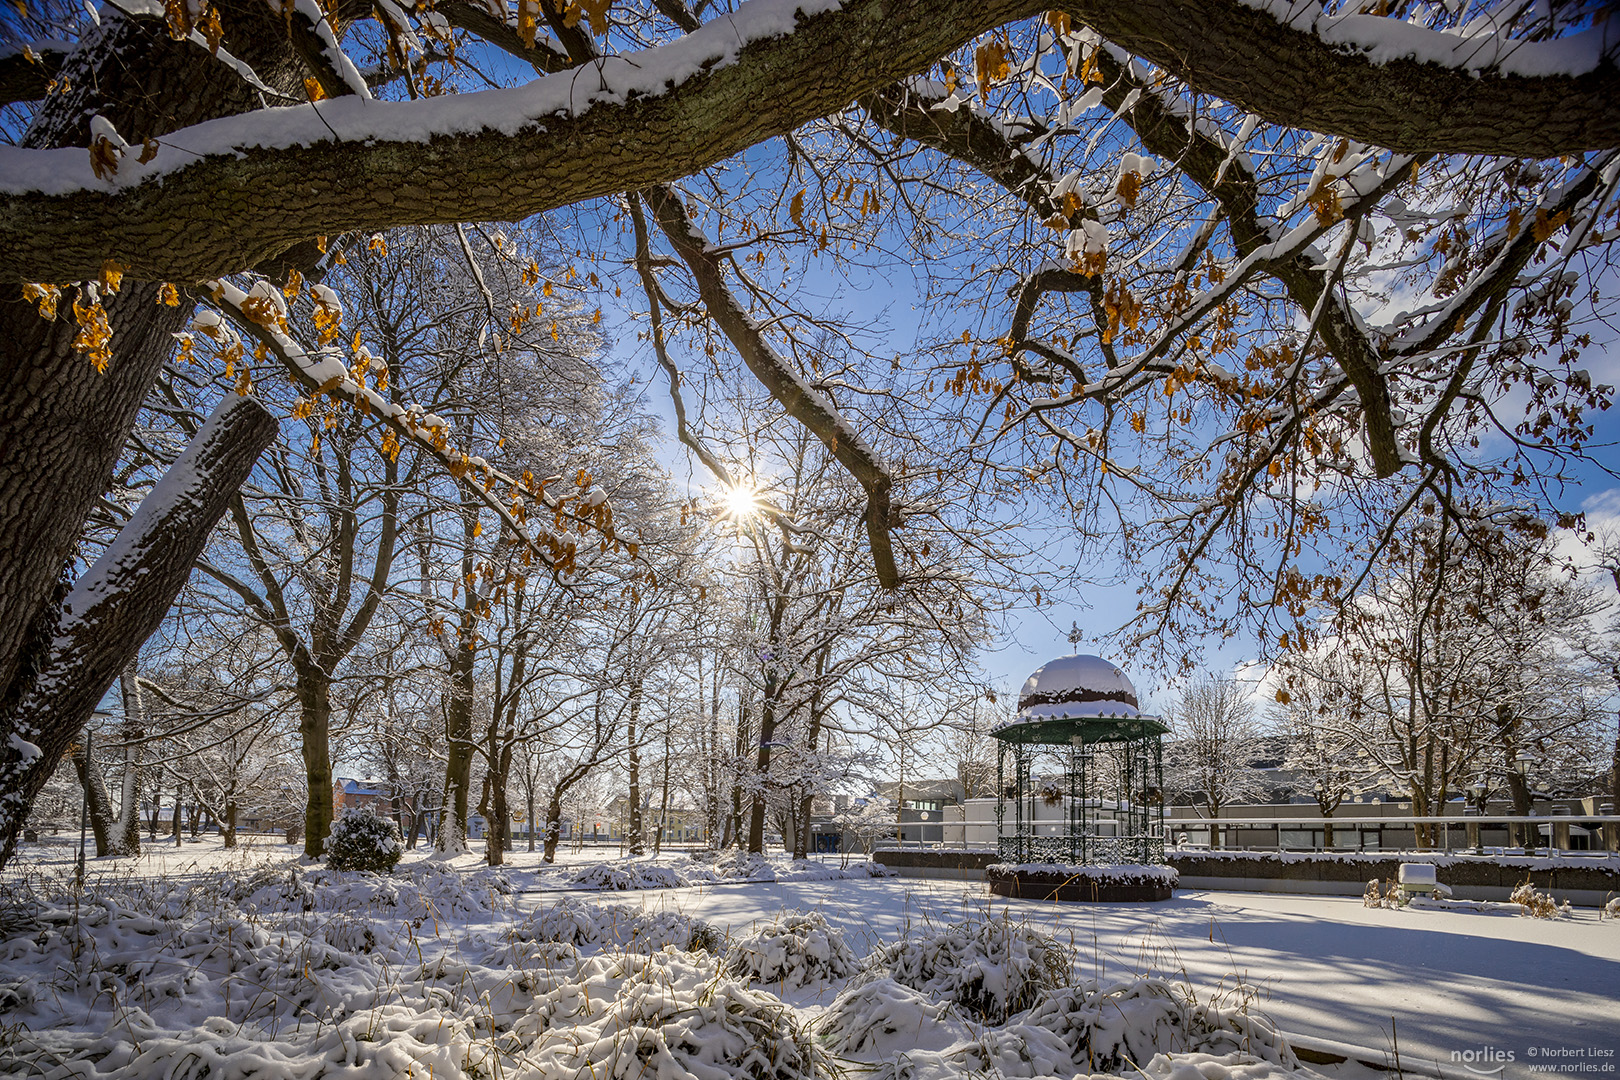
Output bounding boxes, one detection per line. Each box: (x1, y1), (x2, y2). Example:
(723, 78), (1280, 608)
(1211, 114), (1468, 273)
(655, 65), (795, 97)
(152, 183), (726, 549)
(855, 916), (1073, 1023)
(1170, 848), (1615, 871)
(988, 862), (1179, 886)
(724, 910), (856, 988)
(325, 808), (404, 874)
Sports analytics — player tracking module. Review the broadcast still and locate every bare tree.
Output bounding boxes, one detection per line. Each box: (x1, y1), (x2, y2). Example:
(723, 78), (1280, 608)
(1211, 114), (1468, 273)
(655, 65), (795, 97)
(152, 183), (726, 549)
(1167, 674), (1266, 822)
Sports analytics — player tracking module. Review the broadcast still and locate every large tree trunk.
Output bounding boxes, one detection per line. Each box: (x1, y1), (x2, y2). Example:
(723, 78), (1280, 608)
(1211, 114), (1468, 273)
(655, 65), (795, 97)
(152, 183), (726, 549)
(747, 681), (779, 855)
(0, 396), (278, 865)
(439, 641), (476, 852)
(112, 666), (145, 857)
(0, 4), (309, 869)
(527, 779), (538, 853)
(654, 729), (672, 856)
(542, 791), (565, 864)
(296, 664), (335, 858)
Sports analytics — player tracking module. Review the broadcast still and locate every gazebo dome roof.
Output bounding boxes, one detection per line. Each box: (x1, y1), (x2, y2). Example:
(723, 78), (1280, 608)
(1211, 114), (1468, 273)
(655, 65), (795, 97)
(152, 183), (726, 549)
(1015, 653), (1140, 722)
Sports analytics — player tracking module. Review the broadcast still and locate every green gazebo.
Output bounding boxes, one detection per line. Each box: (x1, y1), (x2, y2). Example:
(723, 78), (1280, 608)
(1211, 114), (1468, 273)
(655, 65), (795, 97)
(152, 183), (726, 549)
(992, 653), (1170, 877)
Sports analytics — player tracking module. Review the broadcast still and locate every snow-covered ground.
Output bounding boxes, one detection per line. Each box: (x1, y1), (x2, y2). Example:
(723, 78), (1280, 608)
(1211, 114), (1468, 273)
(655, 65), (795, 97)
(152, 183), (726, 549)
(3, 835), (1617, 1079)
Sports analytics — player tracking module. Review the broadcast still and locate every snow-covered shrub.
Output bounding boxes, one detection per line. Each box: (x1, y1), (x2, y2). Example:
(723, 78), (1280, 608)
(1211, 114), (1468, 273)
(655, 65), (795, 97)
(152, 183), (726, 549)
(518, 951), (834, 1079)
(1510, 879), (1572, 919)
(512, 896), (609, 946)
(817, 977), (969, 1056)
(507, 898), (723, 956)
(1007, 979), (1298, 1073)
(710, 850), (779, 882)
(725, 910), (856, 988)
(325, 808), (403, 873)
(615, 908), (725, 954)
(857, 916), (1073, 1023)
(570, 860), (687, 890)
(1362, 878), (1407, 908)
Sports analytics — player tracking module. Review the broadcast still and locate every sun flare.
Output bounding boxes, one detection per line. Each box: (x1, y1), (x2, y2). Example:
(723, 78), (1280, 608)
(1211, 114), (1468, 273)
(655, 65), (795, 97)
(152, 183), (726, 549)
(721, 481), (761, 522)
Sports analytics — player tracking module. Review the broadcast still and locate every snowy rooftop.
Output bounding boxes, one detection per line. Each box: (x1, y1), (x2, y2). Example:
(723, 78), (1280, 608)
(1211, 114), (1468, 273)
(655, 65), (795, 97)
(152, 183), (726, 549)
(1014, 653), (1140, 721)
(992, 653), (1166, 743)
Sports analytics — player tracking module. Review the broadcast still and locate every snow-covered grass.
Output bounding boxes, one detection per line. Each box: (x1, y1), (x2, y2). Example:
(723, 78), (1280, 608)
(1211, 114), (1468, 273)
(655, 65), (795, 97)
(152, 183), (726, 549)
(4, 835), (1618, 1076)
(0, 838), (1317, 1080)
(567, 849), (894, 890)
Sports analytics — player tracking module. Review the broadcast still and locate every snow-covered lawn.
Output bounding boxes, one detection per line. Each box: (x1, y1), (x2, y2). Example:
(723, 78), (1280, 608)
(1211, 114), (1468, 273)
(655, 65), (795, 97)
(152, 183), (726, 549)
(3, 836), (1617, 1079)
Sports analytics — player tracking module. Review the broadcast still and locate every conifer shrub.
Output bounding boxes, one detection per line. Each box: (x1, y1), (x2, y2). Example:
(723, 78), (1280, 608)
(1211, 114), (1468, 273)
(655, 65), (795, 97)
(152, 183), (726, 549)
(326, 808), (404, 874)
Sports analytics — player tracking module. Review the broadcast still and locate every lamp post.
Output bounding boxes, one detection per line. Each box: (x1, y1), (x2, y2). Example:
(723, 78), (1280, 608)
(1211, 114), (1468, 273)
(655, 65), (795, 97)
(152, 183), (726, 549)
(1516, 749), (1535, 856)
(1313, 782), (1329, 852)
(1468, 782), (1484, 854)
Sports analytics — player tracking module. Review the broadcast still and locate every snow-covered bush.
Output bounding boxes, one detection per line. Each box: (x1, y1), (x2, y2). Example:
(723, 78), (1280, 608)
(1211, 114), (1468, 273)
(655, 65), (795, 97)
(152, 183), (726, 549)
(512, 896), (611, 947)
(817, 977), (969, 1056)
(518, 951), (835, 1080)
(325, 808), (403, 873)
(1363, 878), (1407, 908)
(617, 908), (725, 954)
(725, 910), (856, 988)
(856, 916), (1073, 1023)
(710, 850), (779, 882)
(571, 860), (688, 890)
(1006, 979), (1298, 1073)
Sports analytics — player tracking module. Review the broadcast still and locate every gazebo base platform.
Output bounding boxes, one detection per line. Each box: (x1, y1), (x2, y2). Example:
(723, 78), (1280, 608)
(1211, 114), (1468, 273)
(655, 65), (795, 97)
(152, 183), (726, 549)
(987, 864), (1175, 903)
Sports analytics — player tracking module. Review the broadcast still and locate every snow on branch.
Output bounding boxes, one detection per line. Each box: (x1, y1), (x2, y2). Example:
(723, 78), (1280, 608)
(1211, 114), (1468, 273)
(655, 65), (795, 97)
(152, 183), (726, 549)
(5, 0), (1616, 284)
(1056, 0), (1620, 156)
(205, 278), (609, 581)
(0, 39), (71, 107)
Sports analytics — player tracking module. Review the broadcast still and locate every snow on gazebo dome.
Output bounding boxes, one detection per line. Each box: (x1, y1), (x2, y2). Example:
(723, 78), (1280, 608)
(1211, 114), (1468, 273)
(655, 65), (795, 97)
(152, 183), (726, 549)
(1012, 653), (1141, 723)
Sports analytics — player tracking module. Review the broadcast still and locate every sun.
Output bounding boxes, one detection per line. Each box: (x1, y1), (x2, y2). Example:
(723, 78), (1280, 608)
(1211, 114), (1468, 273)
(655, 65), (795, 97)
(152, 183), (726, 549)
(721, 481), (761, 522)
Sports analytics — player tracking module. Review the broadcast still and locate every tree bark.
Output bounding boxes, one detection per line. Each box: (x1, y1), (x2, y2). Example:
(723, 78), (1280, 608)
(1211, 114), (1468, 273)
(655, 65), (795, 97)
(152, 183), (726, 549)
(654, 728), (672, 856)
(0, 394), (278, 865)
(543, 791), (564, 863)
(747, 680), (779, 855)
(440, 640), (476, 852)
(112, 665), (145, 857)
(6, 0), (1616, 284)
(70, 736), (115, 857)
(295, 663), (335, 858)
(0, 4), (312, 868)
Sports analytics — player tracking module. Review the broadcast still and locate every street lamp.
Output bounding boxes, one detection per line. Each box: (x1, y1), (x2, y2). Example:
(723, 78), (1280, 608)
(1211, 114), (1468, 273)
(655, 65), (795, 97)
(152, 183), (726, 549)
(1515, 749), (1535, 856)
(1468, 782), (1485, 854)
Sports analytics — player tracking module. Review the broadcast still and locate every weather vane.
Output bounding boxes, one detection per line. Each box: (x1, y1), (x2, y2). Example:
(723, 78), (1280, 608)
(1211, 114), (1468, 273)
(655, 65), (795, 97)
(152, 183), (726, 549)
(1067, 622), (1082, 649)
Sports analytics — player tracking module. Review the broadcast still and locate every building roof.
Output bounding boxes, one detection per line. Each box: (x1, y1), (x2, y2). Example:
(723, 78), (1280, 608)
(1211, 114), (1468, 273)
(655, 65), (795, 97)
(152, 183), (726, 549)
(337, 778), (392, 797)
